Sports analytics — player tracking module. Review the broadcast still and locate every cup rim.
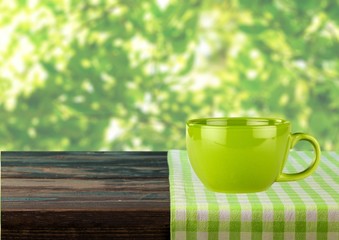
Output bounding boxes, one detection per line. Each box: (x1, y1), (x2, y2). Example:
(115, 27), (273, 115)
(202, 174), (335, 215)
(186, 117), (290, 128)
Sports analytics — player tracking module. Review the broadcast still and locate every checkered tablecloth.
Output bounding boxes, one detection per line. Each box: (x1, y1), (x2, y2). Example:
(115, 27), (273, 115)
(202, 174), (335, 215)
(168, 150), (339, 240)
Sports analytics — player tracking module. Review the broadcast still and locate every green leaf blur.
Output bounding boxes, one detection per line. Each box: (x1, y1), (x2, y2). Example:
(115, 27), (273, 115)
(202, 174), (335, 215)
(1, 0), (338, 151)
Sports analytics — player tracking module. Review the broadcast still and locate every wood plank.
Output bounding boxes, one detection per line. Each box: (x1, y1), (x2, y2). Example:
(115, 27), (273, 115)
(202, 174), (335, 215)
(2, 151), (168, 179)
(1, 151), (170, 239)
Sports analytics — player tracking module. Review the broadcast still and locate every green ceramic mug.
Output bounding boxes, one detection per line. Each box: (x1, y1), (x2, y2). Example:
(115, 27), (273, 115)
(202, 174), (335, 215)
(186, 117), (321, 193)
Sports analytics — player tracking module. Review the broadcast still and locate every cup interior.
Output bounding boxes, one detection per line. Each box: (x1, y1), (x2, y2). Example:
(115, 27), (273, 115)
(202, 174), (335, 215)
(187, 117), (289, 128)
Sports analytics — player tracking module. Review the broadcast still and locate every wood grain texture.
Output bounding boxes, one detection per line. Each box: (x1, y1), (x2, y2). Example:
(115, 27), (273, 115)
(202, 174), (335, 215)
(1, 151), (170, 239)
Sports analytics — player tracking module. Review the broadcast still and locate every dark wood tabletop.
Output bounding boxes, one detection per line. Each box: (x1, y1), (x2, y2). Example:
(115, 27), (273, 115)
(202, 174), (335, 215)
(1, 151), (170, 239)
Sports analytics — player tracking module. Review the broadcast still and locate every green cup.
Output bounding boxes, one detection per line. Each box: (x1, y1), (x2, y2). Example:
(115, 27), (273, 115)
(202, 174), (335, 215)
(186, 117), (321, 193)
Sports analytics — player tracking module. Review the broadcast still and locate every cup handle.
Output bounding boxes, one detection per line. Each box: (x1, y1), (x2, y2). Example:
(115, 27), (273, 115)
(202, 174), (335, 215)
(276, 133), (321, 182)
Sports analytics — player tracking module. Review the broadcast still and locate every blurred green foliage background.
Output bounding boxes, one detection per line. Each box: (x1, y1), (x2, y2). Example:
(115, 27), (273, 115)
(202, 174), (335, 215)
(1, 0), (338, 151)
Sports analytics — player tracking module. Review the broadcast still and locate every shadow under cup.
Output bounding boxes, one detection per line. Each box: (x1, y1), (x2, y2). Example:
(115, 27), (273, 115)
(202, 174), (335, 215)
(186, 117), (321, 193)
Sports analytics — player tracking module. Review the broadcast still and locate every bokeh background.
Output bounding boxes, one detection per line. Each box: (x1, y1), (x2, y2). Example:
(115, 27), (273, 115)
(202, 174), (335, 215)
(1, 0), (338, 151)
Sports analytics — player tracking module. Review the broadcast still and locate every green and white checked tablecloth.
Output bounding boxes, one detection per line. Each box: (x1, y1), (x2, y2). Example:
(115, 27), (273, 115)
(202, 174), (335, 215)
(168, 150), (339, 240)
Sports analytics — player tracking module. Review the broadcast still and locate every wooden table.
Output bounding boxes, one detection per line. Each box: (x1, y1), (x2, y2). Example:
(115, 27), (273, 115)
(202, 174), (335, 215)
(1, 151), (170, 239)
